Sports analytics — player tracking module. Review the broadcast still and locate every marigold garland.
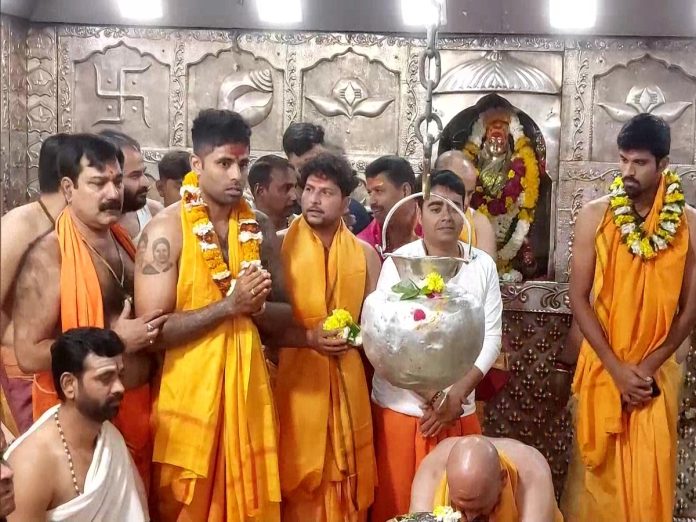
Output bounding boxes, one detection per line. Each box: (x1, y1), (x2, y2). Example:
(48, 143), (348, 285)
(609, 170), (685, 261)
(462, 114), (541, 279)
(181, 171), (263, 296)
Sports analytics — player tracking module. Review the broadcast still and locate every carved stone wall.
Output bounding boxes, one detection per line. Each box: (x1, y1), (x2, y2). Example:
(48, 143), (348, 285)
(26, 26), (57, 193)
(2, 22), (696, 519)
(0, 15), (28, 213)
(4, 28), (696, 255)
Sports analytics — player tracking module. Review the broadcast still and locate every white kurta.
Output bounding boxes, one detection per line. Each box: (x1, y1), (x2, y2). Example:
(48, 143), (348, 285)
(6, 405), (149, 521)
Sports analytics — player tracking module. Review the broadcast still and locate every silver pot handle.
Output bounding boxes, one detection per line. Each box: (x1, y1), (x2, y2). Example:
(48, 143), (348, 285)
(379, 191), (473, 258)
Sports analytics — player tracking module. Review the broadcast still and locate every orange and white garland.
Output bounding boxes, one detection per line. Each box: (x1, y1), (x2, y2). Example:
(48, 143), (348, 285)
(610, 170), (685, 260)
(181, 171), (262, 296)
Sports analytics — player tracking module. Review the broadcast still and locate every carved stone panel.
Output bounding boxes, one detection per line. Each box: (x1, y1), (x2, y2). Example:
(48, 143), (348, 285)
(1, 15), (29, 212)
(561, 39), (696, 163)
(298, 47), (403, 156)
(26, 26), (58, 193)
(0, 17), (10, 214)
(437, 50), (562, 95)
(71, 42), (170, 147)
(403, 49), (422, 162)
(186, 46), (284, 153)
(483, 306), (573, 498)
(592, 56), (696, 164)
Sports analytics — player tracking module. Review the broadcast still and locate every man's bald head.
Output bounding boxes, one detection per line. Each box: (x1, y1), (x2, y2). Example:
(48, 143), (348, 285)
(446, 436), (506, 518)
(435, 151), (478, 207)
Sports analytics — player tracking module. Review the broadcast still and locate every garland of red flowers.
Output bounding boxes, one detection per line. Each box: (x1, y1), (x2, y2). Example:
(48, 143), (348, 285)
(469, 156), (526, 216)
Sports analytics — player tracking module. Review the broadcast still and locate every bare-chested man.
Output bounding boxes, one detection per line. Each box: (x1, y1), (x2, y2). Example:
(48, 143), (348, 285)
(565, 114), (696, 522)
(7, 327), (148, 521)
(99, 130), (163, 243)
(435, 150), (497, 260)
(0, 133), (69, 433)
(410, 435), (562, 522)
(12, 133), (166, 486)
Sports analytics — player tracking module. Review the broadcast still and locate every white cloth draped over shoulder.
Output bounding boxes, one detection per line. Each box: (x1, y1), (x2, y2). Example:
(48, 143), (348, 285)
(6, 405), (149, 522)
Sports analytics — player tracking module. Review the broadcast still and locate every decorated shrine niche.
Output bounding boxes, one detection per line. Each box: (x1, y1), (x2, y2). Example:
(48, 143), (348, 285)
(438, 94), (552, 282)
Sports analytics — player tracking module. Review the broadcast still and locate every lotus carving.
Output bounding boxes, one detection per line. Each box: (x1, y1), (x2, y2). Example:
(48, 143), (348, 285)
(306, 78), (394, 119)
(598, 85), (692, 123)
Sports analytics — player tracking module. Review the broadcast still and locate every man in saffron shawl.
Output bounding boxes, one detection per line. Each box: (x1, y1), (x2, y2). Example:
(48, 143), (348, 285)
(136, 109), (281, 522)
(274, 152), (381, 521)
(566, 113), (696, 521)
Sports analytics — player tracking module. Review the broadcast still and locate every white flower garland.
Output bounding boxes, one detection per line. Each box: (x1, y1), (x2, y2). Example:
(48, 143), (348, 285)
(609, 170), (686, 260)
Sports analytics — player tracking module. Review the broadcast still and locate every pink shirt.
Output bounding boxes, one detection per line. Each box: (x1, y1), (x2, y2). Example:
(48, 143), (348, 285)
(357, 219), (383, 252)
(358, 218), (423, 262)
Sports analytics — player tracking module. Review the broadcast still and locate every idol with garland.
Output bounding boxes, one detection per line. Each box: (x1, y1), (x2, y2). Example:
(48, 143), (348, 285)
(462, 107), (541, 282)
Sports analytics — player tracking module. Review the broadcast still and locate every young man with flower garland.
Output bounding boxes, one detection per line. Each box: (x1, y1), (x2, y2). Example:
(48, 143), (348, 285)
(12, 133), (167, 489)
(370, 170), (502, 522)
(272, 152), (381, 522)
(565, 113), (696, 522)
(134, 109), (283, 521)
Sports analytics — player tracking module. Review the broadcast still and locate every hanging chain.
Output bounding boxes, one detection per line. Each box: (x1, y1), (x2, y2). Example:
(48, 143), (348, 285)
(414, 3), (444, 198)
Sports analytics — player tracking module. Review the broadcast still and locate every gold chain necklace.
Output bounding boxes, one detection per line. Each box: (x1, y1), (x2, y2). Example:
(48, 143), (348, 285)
(82, 231), (126, 291)
(54, 406), (82, 496)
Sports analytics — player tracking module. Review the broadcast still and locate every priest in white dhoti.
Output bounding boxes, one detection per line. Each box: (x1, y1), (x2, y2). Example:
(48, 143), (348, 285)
(369, 170), (503, 521)
(6, 328), (148, 522)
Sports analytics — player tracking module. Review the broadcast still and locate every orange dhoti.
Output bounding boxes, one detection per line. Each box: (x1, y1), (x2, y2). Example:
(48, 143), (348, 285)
(566, 175), (689, 522)
(277, 217), (376, 522)
(31, 209), (153, 488)
(371, 405), (481, 522)
(152, 199), (280, 522)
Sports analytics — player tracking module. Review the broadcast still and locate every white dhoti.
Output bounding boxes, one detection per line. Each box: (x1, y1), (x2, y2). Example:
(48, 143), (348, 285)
(6, 405), (149, 521)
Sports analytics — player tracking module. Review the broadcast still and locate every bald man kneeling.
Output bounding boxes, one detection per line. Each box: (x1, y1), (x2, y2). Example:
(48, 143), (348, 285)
(410, 435), (562, 522)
